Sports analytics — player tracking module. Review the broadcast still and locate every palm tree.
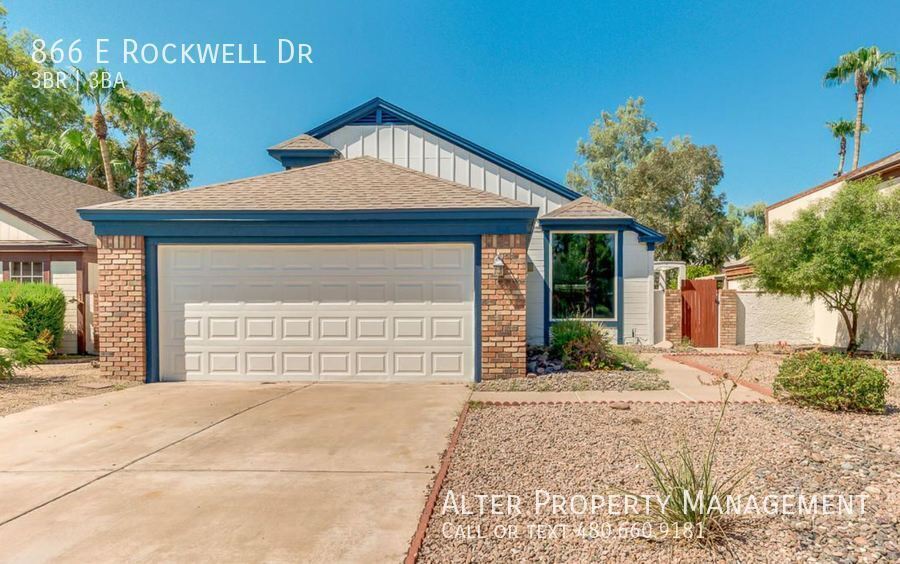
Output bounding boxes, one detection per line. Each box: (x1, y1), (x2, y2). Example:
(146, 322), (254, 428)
(69, 67), (122, 192)
(825, 119), (867, 176)
(35, 128), (104, 186)
(824, 47), (897, 170)
(35, 128), (128, 188)
(112, 91), (169, 198)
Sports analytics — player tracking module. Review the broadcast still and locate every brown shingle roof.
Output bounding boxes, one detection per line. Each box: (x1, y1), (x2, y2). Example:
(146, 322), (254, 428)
(540, 196), (631, 219)
(268, 134), (337, 152)
(84, 157), (533, 212)
(0, 160), (122, 245)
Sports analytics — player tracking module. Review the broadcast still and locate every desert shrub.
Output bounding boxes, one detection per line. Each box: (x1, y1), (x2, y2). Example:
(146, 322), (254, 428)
(774, 351), (888, 413)
(611, 346), (650, 370)
(623, 383), (750, 543)
(0, 308), (50, 379)
(562, 329), (617, 370)
(0, 281), (66, 349)
(553, 318), (650, 371)
(550, 318), (595, 358)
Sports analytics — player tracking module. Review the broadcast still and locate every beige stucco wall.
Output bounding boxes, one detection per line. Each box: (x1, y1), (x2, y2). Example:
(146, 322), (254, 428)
(735, 291), (815, 345)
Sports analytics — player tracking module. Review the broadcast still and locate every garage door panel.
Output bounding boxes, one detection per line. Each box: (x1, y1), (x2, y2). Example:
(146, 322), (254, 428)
(158, 244), (474, 382)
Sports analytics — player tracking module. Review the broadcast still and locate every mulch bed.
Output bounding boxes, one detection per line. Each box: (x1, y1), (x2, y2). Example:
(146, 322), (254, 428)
(474, 371), (670, 392)
(0, 362), (139, 416)
(417, 402), (900, 562)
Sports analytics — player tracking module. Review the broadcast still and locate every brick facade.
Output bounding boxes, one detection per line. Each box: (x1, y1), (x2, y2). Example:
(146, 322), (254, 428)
(664, 289), (682, 343)
(480, 234), (527, 380)
(718, 289), (738, 346)
(96, 235), (146, 381)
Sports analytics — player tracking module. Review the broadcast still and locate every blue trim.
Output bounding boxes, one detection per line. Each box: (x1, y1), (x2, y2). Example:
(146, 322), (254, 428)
(305, 97), (582, 201)
(80, 208), (538, 238)
(266, 148), (340, 168)
(539, 217), (666, 246)
(144, 235), (484, 384)
(542, 228), (625, 345)
(543, 229), (551, 345)
(616, 230), (624, 345)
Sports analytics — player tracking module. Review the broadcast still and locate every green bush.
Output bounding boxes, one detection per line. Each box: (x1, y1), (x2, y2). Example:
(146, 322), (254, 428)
(774, 351), (889, 413)
(0, 282), (67, 350)
(686, 264), (717, 279)
(0, 308), (50, 379)
(552, 318), (648, 371)
(550, 318), (595, 358)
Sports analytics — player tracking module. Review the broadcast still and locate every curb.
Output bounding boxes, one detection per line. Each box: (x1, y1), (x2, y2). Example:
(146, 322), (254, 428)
(663, 354), (775, 398)
(405, 402), (470, 564)
(473, 399), (766, 406)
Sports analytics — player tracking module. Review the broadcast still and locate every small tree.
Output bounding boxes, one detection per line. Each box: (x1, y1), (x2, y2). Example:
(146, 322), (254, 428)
(751, 177), (900, 353)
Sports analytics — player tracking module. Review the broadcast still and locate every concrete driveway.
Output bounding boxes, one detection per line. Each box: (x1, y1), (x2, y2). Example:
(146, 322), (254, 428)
(0, 382), (470, 563)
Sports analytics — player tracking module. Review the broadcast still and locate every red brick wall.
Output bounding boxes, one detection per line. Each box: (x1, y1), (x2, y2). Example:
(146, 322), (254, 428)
(480, 234), (527, 380)
(665, 289), (682, 343)
(719, 289), (738, 346)
(97, 235), (146, 381)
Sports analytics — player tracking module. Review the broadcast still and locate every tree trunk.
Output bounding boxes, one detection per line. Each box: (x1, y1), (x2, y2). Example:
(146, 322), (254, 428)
(94, 107), (116, 193)
(837, 136), (846, 176)
(851, 89), (865, 170)
(135, 134), (148, 199)
(837, 307), (859, 355)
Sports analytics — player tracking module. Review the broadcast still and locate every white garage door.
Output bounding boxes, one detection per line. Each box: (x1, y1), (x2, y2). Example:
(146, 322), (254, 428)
(158, 243), (475, 382)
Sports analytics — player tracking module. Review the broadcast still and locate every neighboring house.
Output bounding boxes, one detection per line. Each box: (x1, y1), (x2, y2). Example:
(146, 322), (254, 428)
(0, 160), (123, 354)
(724, 151), (900, 353)
(79, 97), (664, 383)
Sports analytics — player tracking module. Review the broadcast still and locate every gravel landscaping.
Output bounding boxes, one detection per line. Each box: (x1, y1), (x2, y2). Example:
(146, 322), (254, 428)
(677, 353), (900, 406)
(677, 353), (782, 392)
(0, 361), (138, 416)
(419, 402), (899, 562)
(475, 370), (670, 392)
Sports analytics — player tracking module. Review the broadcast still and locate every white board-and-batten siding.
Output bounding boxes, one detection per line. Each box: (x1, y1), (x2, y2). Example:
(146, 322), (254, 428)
(321, 124), (655, 345)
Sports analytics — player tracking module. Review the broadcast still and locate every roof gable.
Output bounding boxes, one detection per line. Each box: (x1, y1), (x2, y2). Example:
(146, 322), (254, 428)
(268, 134), (338, 152)
(0, 160), (122, 245)
(81, 156), (535, 213)
(540, 196), (631, 220)
(301, 97), (581, 201)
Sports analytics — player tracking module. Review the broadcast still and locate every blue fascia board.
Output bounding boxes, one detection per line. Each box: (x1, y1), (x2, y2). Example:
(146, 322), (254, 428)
(539, 217), (666, 244)
(267, 148), (338, 159)
(80, 208), (538, 238)
(143, 234), (485, 384)
(304, 97), (582, 202)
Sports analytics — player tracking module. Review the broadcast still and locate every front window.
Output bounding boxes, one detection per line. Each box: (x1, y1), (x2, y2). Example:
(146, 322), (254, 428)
(551, 232), (616, 320)
(10, 261), (44, 283)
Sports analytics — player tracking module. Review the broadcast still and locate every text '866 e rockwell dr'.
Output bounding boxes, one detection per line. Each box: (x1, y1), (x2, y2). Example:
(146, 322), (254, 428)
(79, 98), (664, 383)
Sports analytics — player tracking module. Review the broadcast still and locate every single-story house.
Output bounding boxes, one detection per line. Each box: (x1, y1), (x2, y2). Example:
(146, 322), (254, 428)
(723, 150), (900, 353)
(79, 97), (664, 383)
(0, 159), (122, 354)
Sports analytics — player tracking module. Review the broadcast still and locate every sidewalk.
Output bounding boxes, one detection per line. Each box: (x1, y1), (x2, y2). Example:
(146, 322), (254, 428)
(470, 355), (771, 404)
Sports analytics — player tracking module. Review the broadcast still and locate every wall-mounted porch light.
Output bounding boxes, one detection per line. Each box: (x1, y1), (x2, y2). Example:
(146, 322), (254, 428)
(492, 252), (506, 279)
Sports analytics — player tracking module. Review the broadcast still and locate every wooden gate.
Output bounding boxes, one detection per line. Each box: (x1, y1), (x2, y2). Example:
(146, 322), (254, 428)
(681, 279), (718, 347)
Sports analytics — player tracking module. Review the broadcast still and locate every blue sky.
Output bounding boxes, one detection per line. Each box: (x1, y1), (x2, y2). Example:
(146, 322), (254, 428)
(8, 0), (900, 206)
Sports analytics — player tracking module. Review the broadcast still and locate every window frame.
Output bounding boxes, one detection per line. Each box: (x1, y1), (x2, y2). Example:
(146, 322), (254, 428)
(9, 260), (45, 284)
(548, 230), (618, 322)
